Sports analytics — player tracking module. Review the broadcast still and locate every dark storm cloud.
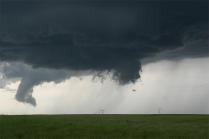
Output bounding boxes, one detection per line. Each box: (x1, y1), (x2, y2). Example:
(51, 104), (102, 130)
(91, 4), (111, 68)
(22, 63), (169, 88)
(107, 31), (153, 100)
(0, 1), (208, 105)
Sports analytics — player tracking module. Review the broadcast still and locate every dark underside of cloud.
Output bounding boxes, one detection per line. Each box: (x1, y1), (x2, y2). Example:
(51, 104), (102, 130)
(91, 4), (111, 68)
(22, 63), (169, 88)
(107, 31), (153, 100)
(0, 1), (208, 105)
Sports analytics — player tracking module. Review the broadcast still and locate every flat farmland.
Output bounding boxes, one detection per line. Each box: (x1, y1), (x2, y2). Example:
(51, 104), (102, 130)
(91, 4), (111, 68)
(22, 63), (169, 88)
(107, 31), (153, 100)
(0, 115), (208, 139)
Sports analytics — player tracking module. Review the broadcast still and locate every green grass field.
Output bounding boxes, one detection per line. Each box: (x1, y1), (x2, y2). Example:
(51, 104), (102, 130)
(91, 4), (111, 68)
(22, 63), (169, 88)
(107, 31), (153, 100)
(0, 115), (208, 139)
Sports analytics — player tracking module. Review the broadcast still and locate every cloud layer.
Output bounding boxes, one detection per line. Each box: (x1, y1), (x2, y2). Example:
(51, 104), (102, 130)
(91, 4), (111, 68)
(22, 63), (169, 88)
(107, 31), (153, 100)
(0, 1), (208, 105)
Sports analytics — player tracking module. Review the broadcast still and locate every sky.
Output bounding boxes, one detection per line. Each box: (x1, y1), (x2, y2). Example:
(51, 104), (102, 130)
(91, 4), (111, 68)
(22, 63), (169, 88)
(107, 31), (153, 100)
(0, 0), (208, 114)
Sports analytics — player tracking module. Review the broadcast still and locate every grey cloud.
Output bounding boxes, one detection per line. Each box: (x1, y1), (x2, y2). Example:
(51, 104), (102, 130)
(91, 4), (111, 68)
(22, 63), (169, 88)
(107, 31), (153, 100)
(1, 62), (114, 105)
(142, 24), (209, 64)
(1, 62), (72, 105)
(0, 1), (208, 105)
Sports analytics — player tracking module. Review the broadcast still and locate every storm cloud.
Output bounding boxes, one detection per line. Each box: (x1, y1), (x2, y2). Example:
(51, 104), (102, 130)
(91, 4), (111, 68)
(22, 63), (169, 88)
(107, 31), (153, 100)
(0, 0), (208, 105)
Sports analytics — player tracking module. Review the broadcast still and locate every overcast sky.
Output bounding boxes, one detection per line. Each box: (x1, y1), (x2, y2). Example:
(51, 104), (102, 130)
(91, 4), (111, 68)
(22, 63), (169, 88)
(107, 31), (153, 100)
(0, 0), (208, 114)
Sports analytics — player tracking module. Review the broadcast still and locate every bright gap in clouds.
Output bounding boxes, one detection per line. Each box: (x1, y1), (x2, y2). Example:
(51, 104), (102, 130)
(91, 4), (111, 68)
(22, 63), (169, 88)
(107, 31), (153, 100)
(0, 57), (208, 114)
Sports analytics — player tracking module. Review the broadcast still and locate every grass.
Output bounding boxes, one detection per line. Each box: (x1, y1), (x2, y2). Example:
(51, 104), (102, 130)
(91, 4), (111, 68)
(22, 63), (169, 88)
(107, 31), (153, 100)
(0, 115), (208, 139)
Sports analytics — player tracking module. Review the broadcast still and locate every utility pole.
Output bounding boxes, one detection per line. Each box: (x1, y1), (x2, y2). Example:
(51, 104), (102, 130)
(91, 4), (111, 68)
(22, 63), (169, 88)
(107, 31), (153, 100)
(158, 108), (161, 114)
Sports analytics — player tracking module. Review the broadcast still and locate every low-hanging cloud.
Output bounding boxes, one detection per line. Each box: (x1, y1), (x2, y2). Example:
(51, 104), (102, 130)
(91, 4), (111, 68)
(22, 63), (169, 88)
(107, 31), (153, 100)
(0, 1), (208, 105)
(0, 62), (99, 106)
(0, 62), (71, 105)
